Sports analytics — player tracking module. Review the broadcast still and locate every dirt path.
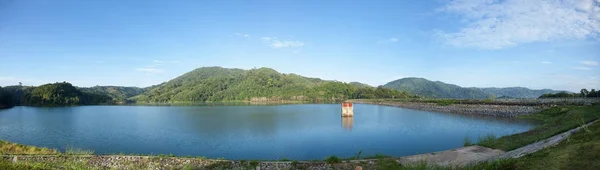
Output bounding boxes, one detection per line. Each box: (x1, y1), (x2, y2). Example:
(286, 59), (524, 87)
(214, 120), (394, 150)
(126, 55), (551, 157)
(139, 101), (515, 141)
(488, 119), (598, 160)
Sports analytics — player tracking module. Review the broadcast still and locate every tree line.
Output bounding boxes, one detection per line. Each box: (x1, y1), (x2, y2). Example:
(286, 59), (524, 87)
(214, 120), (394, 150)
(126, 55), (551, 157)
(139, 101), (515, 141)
(0, 86), (13, 108)
(539, 88), (600, 98)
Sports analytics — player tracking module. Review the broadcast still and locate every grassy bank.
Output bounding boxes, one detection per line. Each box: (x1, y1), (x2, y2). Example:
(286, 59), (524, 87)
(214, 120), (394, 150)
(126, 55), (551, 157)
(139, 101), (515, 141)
(477, 103), (600, 151)
(354, 119), (600, 170)
(497, 119), (600, 169)
(0, 140), (57, 155)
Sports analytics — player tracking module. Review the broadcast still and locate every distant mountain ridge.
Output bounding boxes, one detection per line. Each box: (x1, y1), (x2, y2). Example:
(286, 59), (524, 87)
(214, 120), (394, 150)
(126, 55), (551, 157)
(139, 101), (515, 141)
(383, 77), (563, 99)
(476, 87), (562, 99)
(1, 69), (567, 105)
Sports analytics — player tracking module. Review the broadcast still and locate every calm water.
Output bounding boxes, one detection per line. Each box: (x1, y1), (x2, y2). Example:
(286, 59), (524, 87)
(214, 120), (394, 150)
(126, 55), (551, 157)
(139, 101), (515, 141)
(0, 104), (533, 160)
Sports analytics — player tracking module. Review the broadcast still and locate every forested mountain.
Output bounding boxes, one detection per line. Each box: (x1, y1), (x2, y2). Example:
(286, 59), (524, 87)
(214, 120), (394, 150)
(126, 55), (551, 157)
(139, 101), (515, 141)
(79, 86), (146, 103)
(0, 86), (14, 108)
(383, 78), (490, 99)
(383, 77), (562, 99)
(540, 89), (599, 98)
(3, 82), (113, 106)
(132, 67), (416, 103)
(2, 85), (36, 105)
(2, 69), (566, 106)
(478, 87), (562, 99)
(349, 82), (373, 88)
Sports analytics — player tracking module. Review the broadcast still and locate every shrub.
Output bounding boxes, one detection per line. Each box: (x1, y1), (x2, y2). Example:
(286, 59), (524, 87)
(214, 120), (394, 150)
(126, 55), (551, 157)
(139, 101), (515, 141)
(324, 156), (341, 164)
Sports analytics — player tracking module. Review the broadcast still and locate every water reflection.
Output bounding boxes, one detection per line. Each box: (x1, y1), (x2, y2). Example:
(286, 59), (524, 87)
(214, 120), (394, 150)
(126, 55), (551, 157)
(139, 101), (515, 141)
(341, 117), (354, 130)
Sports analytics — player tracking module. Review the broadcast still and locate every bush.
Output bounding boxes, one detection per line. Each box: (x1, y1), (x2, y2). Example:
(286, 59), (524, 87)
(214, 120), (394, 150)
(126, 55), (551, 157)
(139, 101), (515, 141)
(324, 156), (341, 164)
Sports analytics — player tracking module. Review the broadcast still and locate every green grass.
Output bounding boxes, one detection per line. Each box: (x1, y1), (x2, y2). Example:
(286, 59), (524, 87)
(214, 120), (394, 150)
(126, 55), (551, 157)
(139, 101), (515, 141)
(0, 158), (98, 170)
(355, 150), (363, 159)
(463, 136), (473, 146)
(435, 99), (457, 106)
(460, 118), (600, 170)
(65, 146), (94, 155)
(324, 156), (341, 164)
(479, 103), (600, 151)
(504, 120), (600, 169)
(476, 134), (497, 147)
(0, 140), (58, 155)
(249, 160), (259, 167)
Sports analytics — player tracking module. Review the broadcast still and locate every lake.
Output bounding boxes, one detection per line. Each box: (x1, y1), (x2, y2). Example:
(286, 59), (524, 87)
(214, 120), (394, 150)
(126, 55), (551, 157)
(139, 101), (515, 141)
(0, 104), (533, 160)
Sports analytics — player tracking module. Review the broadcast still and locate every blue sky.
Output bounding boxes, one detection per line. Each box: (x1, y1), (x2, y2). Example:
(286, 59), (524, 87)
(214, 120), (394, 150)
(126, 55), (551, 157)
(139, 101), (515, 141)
(0, 0), (598, 92)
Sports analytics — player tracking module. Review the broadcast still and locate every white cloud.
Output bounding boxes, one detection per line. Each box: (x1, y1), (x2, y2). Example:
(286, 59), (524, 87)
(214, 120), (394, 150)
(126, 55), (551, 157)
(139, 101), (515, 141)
(581, 60), (599, 66)
(437, 0), (600, 49)
(270, 40), (304, 48)
(573, 66), (592, 70)
(136, 67), (164, 73)
(235, 33), (250, 38)
(261, 37), (304, 48)
(541, 61), (552, 64)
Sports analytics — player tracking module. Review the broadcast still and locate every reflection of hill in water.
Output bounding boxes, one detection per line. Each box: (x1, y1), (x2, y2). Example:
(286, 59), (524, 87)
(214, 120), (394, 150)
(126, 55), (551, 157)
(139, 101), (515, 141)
(179, 106), (280, 138)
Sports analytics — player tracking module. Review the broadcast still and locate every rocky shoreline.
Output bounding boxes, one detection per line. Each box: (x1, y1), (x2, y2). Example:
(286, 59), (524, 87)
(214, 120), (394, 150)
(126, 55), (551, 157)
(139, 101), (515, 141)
(2, 155), (385, 170)
(348, 99), (544, 117)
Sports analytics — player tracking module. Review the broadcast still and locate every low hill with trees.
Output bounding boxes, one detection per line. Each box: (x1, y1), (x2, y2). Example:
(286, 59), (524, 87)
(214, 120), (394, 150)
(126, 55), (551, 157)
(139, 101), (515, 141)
(2, 82), (113, 106)
(383, 77), (563, 99)
(132, 67), (417, 103)
(540, 88), (599, 98)
(79, 86), (146, 103)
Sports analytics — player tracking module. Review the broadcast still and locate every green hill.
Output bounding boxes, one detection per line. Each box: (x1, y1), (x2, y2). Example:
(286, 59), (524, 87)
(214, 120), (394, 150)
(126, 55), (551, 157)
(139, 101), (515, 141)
(383, 77), (562, 99)
(383, 77), (490, 99)
(349, 82), (373, 88)
(79, 86), (146, 103)
(3, 82), (113, 106)
(132, 67), (414, 103)
(478, 87), (562, 99)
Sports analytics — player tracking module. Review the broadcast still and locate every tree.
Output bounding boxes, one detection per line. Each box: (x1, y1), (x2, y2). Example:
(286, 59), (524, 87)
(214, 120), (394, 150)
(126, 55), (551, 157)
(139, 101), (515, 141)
(0, 86), (14, 108)
(588, 89), (597, 98)
(581, 88), (589, 98)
